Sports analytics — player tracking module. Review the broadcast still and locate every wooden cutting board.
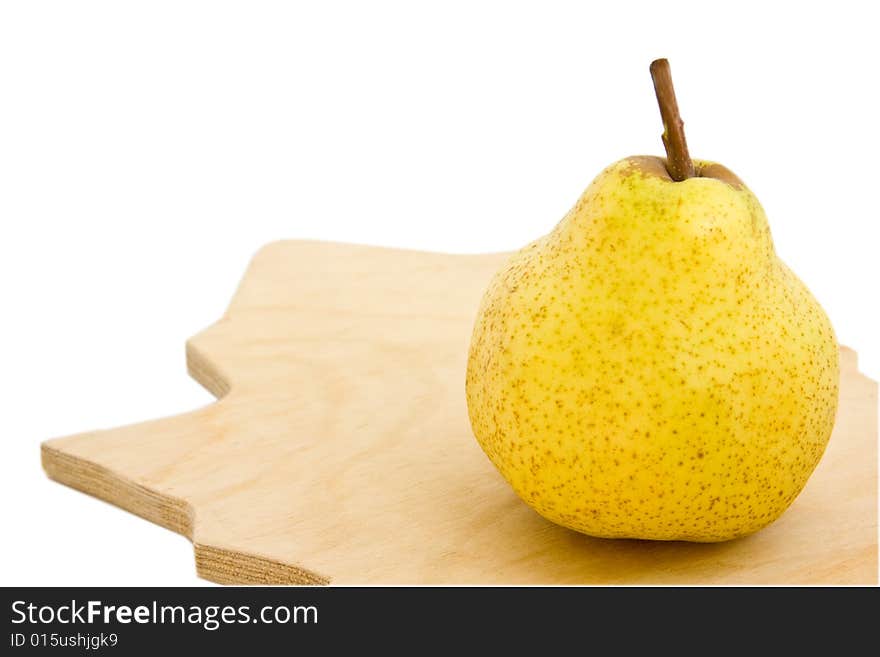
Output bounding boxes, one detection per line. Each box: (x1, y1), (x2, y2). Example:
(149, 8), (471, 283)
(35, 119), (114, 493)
(42, 241), (878, 585)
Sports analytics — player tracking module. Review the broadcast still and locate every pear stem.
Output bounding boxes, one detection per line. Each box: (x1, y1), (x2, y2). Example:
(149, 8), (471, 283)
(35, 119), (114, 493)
(650, 58), (695, 181)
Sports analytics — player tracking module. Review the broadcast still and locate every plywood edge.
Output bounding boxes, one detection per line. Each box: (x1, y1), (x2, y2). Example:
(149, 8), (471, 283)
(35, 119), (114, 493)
(194, 544), (329, 585)
(40, 443), (330, 585)
(185, 325), (232, 399)
(41, 443), (194, 536)
(39, 315), (333, 585)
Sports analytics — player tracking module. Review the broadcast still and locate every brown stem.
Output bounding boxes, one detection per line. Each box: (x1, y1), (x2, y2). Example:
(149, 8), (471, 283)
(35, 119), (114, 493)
(650, 58), (694, 181)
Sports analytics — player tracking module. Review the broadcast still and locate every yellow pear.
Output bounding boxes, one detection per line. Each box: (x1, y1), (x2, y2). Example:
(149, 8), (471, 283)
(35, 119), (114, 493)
(465, 60), (839, 541)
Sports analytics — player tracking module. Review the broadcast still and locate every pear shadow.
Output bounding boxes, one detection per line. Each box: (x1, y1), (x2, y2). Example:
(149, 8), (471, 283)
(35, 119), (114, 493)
(435, 446), (763, 585)
(557, 517), (750, 576)
(502, 497), (758, 584)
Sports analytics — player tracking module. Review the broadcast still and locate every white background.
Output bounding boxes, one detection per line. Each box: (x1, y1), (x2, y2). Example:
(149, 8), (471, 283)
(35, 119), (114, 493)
(1, 1), (877, 585)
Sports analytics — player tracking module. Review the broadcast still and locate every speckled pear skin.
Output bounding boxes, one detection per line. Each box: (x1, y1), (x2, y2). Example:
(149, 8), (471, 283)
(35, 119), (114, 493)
(465, 156), (839, 542)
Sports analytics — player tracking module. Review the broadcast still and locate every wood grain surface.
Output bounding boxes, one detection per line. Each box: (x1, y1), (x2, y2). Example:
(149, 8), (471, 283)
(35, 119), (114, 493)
(41, 241), (878, 584)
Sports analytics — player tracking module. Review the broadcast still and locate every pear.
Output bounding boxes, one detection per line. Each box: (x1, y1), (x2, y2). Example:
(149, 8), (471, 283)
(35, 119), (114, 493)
(465, 60), (839, 541)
